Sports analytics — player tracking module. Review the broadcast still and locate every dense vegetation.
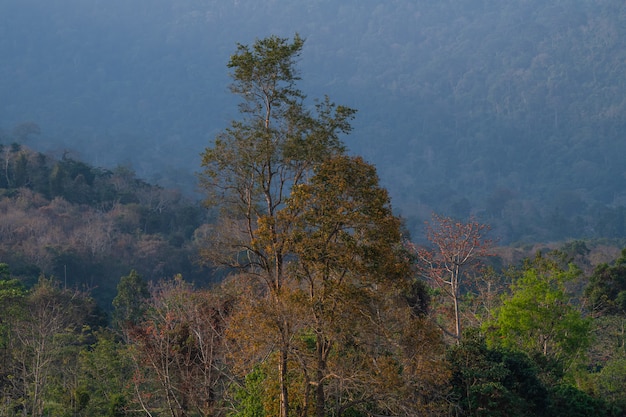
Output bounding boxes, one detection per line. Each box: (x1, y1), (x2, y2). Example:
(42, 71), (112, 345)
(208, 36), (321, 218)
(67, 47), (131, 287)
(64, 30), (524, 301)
(0, 134), (215, 308)
(2, 33), (626, 416)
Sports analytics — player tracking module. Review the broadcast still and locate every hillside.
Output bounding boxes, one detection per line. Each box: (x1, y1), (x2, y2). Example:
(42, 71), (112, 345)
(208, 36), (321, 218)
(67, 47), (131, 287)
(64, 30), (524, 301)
(1, 0), (625, 243)
(2, 24), (626, 415)
(0, 142), (214, 307)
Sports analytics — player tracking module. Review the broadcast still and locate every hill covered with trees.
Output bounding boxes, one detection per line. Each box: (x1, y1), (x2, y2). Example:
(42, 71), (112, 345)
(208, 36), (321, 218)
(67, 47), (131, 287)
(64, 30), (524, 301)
(0, 134), (215, 308)
(2, 32), (626, 417)
(1, 0), (626, 243)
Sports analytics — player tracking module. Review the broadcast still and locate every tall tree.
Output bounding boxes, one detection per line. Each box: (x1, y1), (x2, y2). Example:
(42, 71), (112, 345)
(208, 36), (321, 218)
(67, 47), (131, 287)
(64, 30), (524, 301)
(225, 156), (449, 417)
(414, 213), (493, 342)
(199, 34), (355, 417)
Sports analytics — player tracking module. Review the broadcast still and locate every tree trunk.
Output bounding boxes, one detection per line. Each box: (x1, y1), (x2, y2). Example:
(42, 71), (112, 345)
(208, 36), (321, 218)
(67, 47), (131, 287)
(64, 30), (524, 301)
(452, 272), (461, 343)
(315, 333), (326, 417)
(279, 345), (289, 417)
(453, 293), (461, 343)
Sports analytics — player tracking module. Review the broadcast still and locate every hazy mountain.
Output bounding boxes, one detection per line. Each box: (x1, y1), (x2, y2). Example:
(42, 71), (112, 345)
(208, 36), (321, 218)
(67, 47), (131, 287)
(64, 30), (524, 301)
(2, 0), (625, 243)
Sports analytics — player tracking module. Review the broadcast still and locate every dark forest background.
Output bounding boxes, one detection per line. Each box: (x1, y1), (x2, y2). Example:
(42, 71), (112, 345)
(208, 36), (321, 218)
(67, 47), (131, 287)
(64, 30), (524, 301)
(2, 0), (626, 244)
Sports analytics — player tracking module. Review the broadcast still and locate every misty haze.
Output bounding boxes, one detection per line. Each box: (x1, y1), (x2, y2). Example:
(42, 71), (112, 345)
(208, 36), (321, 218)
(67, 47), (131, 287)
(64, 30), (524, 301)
(2, 0), (625, 243)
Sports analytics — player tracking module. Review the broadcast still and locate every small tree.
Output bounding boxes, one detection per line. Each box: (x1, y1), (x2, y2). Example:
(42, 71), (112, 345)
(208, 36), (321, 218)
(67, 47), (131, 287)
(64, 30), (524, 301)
(447, 329), (548, 417)
(584, 248), (626, 316)
(486, 253), (592, 371)
(0, 263), (26, 416)
(127, 276), (231, 417)
(112, 269), (149, 330)
(415, 213), (493, 342)
(8, 276), (96, 416)
(77, 330), (135, 417)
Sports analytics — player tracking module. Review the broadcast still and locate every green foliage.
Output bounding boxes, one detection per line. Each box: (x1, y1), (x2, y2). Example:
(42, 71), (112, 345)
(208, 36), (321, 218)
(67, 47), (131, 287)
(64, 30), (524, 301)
(0, 263), (26, 304)
(106, 393), (131, 417)
(548, 384), (612, 417)
(402, 277), (431, 317)
(111, 270), (149, 328)
(77, 331), (135, 417)
(0, 276), (102, 417)
(229, 367), (267, 417)
(228, 34), (305, 120)
(585, 248), (626, 316)
(447, 329), (548, 417)
(49, 157), (99, 204)
(0, 264), (27, 414)
(485, 252), (591, 367)
(592, 356), (626, 412)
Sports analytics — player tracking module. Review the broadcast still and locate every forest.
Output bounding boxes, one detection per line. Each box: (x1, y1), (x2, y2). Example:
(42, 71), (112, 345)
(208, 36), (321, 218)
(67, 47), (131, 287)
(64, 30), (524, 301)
(2, 0), (626, 244)
(1, 33), (626, 417)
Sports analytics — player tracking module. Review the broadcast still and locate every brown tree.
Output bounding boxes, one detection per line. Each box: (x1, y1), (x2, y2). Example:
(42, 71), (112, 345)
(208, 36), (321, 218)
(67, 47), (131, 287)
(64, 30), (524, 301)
(278, 155), (410, 416)
(127, 276), (231, 417)
(414, 213), (493, 342)
(235, 156), (450, 417)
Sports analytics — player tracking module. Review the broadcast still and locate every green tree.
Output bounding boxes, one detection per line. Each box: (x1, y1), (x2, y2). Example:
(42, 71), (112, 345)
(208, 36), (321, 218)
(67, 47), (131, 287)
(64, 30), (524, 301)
(229, 366), (267, 417)
(585, 248), (626, 316)
(0, 263), (26, 346)
(486, 253), (591, 374)
(581, 249), (626, 413)
(199, 34), (355, 417)
(112, 269), (149, 329)
(447, 329), (548, 417)
(548, 384), (612, 417)
(0, 264), (27, 416)
(591, 355), (626, 413)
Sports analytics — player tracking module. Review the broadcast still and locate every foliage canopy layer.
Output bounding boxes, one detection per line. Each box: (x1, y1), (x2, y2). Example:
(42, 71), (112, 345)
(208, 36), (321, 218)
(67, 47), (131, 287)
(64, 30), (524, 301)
(199, 35), (448, 417)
